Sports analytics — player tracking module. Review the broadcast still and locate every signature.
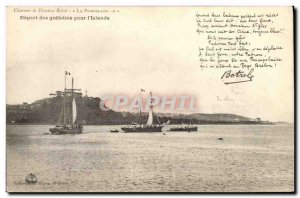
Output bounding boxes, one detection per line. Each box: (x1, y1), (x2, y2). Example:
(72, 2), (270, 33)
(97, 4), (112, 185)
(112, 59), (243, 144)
(221, 68), (254, 85)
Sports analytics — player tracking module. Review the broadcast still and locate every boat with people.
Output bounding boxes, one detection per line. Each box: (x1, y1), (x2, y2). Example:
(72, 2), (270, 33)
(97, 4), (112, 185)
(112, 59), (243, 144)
(49, 71), (84, 134)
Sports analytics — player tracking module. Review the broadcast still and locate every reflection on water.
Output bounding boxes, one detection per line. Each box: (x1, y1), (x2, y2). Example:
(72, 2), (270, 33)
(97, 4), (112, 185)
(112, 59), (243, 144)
(7, 124), (294, 192)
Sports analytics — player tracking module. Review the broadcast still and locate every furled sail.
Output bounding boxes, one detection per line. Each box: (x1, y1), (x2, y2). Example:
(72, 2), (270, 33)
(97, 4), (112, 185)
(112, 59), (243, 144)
(72, 97), (77, 124)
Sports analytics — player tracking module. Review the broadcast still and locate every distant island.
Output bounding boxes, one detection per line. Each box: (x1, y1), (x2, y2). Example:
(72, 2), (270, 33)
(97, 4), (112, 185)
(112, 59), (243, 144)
(6, 93), (272, 125)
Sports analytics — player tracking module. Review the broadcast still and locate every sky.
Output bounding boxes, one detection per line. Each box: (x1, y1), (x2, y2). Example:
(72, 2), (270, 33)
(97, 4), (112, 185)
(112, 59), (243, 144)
(6, 7), (294, 122)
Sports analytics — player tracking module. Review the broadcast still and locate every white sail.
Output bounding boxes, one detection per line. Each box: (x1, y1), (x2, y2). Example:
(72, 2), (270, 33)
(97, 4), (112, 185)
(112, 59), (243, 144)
(146, 109), (153, 125)
(146, 91), (153, 125)
(72, 97), (77, 124)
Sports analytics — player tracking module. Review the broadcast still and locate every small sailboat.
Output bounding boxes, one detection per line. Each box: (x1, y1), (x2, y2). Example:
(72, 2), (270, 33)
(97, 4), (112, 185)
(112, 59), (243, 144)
(121, 91), (164, 132)
(49, 72), (84, 134)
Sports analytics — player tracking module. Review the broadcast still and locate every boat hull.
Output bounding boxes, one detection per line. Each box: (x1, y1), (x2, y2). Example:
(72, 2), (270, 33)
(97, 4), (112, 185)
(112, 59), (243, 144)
(121, 125), (163, 133)
(49, 125), (83, 135)
(168, 126), (198, 132)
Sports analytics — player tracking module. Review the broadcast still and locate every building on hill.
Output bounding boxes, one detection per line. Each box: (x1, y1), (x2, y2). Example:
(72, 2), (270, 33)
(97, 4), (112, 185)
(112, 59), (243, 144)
(6, 102), (32, 123)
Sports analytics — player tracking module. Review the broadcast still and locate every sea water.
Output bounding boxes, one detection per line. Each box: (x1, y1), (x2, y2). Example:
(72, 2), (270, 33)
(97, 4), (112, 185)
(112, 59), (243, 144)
(6, 124), (294, 192)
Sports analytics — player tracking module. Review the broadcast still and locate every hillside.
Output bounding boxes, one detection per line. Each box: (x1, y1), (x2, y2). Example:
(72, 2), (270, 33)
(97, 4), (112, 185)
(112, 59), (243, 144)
(6, 95), (270, 125)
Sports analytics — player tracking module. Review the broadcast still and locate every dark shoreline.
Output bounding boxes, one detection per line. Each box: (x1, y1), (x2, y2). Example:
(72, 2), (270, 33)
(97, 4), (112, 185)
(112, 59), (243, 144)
(6, 122), (279, 126)
(7, 96), (279, 126)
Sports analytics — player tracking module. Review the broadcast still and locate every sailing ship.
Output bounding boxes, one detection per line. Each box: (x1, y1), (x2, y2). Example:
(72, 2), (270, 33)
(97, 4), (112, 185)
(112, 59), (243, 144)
(121, 91), (164, 132)
(49, 72), (83, 134)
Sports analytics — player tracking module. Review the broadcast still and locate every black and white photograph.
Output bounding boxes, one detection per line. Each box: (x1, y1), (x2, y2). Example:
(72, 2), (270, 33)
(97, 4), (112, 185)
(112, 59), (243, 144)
(5, 6), (295, 193)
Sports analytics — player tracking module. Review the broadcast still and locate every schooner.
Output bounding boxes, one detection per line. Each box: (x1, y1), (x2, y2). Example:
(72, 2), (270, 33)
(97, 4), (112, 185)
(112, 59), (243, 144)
(49, 71), (83, 134)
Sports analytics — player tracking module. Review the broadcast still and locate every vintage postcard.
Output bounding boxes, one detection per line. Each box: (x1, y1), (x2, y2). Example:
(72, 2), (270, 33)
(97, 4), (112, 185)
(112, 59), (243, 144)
(6, 6), (294, 192)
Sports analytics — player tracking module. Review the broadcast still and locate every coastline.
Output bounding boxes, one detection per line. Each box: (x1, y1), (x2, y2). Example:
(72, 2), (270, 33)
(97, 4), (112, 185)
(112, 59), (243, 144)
(6, 122), (286, 126)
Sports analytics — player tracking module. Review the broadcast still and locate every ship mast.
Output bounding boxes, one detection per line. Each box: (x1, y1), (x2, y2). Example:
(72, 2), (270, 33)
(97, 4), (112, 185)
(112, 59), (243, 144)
(71, 77), (74, 127)
(63, 72), (66, 125)
(149, 91), (153, 113)
(139, 90), (142, 124)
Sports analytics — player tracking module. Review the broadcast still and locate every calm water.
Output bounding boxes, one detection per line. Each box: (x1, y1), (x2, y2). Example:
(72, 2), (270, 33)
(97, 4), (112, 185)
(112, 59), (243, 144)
(6, 124), (294, 192)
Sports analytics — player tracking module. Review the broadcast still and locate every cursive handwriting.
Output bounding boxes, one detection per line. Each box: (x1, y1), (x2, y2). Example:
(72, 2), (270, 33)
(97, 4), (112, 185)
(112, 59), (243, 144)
(196, 11), (284, 84)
